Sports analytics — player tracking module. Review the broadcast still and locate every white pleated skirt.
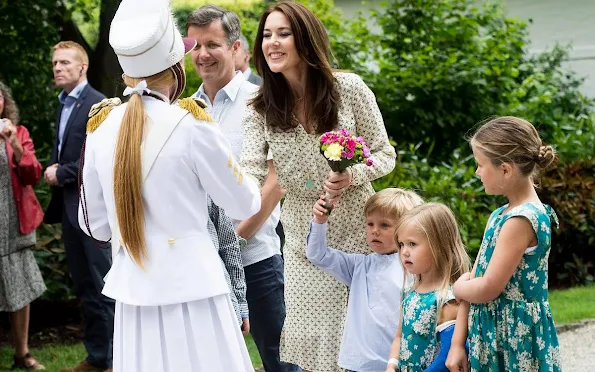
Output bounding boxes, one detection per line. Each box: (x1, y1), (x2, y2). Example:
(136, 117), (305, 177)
(113, 294), (254, 372)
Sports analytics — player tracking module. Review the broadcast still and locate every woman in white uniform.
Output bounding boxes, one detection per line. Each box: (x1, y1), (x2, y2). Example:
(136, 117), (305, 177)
(77, 0), (260, 371)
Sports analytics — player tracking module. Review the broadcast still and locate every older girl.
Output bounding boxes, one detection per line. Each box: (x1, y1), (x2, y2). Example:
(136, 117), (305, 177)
(447, 116), (561, 372)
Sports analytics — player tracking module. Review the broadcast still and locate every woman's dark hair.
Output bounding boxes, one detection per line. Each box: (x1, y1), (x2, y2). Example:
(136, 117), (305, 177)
(251, 1), (338, 134)
(0, 81), (19, 123)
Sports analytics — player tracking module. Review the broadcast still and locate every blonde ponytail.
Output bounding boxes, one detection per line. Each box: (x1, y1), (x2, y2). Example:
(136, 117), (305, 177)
(114, 90), (147, 267)
(114, 70), (177, 267)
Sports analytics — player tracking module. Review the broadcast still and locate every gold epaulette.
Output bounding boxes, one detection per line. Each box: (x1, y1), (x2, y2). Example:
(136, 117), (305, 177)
(178, 97), (213, 122)
(87, 98), (122, 133)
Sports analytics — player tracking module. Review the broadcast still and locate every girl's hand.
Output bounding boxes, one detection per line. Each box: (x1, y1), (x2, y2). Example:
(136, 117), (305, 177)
(313, 194), (332, 224)
(446, 344), (469, 372)
(324, 169), (352, 199)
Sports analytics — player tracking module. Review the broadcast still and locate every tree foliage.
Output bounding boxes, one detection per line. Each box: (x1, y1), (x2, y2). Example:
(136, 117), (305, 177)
(356, 0), (594, 160)
(0, 0), (63, 150)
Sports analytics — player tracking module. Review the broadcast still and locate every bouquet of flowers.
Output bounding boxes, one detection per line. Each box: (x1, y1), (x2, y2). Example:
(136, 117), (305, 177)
(319, 128), (373, 209)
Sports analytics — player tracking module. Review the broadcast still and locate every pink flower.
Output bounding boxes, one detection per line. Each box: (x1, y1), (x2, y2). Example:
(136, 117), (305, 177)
(366, 158), (374, 166)
(362, 145), (371, 158)
(346, 139), (356, 151)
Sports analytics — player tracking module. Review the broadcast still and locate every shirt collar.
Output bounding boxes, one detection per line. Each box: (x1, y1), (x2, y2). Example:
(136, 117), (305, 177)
(58, 80), (88, 105)
(194, 71), (246, 104)
(243, 67), (252, 80)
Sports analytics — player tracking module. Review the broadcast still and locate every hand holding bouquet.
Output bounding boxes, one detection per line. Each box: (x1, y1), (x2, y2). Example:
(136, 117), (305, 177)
(319, 128), (373, 211)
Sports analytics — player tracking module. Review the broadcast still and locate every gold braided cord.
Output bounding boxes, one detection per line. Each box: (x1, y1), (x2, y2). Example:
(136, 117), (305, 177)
(178, 97), (213, 122)
(87, 97), (122, 133)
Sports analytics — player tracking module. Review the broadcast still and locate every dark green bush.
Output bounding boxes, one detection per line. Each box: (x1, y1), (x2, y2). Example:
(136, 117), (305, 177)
(538, 160), (595, 287)
(0, 0), (61, 154)
(357, 0), (594, 160)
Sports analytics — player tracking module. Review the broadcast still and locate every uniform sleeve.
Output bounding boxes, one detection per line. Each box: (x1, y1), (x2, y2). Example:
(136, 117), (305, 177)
(190, 118), (261, 221)
(239, 104), (269, 187)
(306, 220), (361, 286)
(78, 136), (111, 241)
(344, 74), (396, 186)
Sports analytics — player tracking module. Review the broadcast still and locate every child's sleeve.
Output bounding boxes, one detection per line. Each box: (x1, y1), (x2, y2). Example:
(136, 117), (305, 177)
(306, 220), (361, 286)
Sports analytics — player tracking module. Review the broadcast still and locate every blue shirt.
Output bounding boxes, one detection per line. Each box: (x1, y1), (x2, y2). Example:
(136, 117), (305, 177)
(306, 221), (409, 372)
(57, 80), (88, 156)
(194, 72), (281, 267)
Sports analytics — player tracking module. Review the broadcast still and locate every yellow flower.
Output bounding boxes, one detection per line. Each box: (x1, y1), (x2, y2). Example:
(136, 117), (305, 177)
(324, 143), (343, 161)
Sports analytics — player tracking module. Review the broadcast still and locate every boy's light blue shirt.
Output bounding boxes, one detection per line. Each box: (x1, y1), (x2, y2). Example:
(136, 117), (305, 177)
(306, 221), (408, 372)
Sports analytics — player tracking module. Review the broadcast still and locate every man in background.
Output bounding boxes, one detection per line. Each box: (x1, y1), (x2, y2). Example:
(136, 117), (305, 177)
(44, 41), (114, 372)
(234, 33), (262, 86)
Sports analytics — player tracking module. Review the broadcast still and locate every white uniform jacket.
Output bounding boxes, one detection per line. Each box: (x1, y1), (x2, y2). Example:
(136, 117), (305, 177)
(78, 96), (261, 306)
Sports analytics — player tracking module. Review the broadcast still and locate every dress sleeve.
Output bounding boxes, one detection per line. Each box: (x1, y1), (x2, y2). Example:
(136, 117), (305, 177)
(78, 135), (111, 241)
(14, 125), (42, 186)
(343, 74), (396, 186)
(239, 104), (269, 187)
(190, 118), (261, 221)
(503, 203), (556, 255)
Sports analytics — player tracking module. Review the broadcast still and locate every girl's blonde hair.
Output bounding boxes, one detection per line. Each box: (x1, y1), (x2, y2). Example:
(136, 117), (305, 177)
(395, 203), (471, 302)
(470, 116), (557, 182)
(114, 69), (176, 268)
(364, 188), (424, 221)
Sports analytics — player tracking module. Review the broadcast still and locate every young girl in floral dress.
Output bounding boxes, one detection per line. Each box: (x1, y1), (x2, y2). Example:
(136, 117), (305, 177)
(446, 116), (561, 372)
(386, 203), (471, 372)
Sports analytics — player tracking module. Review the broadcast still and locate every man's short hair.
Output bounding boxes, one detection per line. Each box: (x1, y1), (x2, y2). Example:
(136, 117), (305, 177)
(186, 5), (241, 46)
(53, 41), (89, 65)
(239, 33), (251, 53)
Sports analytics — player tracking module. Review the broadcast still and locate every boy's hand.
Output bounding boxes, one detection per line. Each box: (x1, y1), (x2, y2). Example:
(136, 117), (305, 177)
(313, 194), (332, 224)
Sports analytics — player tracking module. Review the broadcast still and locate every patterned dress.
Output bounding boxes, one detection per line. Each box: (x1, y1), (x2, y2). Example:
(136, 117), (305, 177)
(0, 141), (46, 312)
(468, 203), (561, 372)
(241, 72), (396, 371)
(398, 287), (455, 371)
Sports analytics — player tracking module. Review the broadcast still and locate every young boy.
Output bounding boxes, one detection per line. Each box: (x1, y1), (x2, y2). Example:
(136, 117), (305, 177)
(307, 188), (423, 372)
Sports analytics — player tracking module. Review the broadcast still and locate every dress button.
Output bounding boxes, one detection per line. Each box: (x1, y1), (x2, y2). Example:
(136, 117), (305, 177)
(168, 238), (175, 245)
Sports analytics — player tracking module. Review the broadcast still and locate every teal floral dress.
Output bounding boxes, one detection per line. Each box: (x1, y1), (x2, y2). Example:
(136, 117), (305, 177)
(468, 202), (561, 372)
(398, 286), (455, 371)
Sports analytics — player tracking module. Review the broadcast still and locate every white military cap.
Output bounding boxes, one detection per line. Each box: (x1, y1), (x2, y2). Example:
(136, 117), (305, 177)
(109, 0), (195, 78)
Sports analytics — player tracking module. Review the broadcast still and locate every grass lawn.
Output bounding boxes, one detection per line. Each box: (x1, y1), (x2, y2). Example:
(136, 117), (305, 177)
(0, 335), (262, 372)
(2, 285), (593, 371)
(549, 284), (595, 325)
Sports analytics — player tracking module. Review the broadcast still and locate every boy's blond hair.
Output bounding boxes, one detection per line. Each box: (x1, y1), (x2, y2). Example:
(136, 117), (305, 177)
(53, 41), (89, 65)
(364, 188), (424, 221)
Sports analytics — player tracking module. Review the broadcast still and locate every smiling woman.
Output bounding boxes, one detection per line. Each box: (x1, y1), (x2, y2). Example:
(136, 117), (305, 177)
(239, 2), (397, 371)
